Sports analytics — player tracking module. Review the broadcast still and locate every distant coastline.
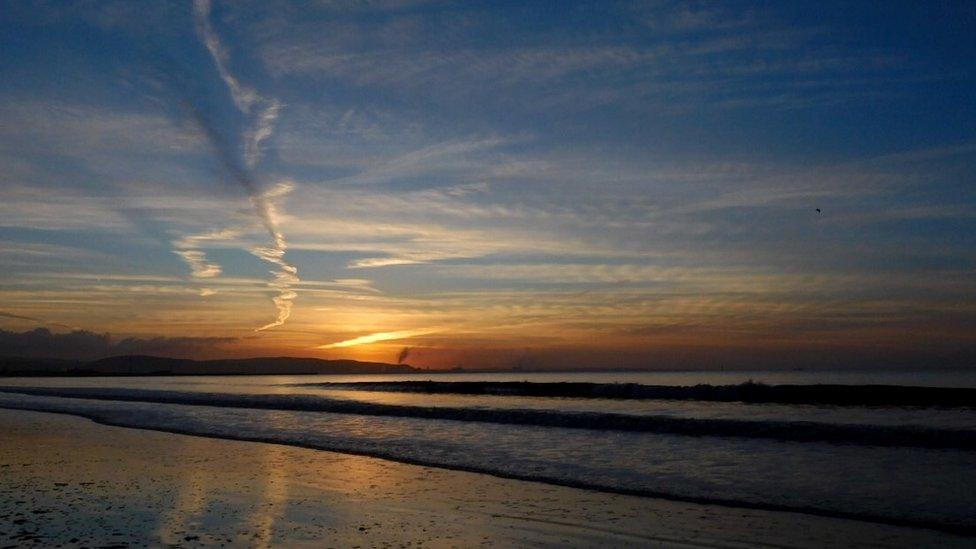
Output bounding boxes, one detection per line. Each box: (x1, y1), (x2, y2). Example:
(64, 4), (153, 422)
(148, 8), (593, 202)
(0, 355), (417, 376)
(3, 354), (975, 377)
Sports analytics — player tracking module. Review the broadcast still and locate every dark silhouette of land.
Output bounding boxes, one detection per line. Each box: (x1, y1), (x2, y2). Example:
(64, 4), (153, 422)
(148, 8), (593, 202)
(0, 355), (417, 376)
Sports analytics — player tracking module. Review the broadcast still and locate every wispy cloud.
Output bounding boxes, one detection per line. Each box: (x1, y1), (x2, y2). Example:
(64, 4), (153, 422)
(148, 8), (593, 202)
(245, 99), (282, 168)
(259, 20), (915, 114)
(194, 0), (284, 166)
(193, 0), (259, 113)
(317, 328), (437, 349)
(172, 250), (222, 278)
(248, 180), (299, 331)
(0, 311), (75, 330)
(320, 137), (505, 187)
(191, 0), (298, 331)
(171, 228), (240, 281)
(0, 241), (103, 262)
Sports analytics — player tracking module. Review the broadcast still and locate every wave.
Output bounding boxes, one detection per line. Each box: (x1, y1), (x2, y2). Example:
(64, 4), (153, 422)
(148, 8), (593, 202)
(0, 395), (973, 536)
(0, 386), (973, 450)
(291, 380), (976, 408)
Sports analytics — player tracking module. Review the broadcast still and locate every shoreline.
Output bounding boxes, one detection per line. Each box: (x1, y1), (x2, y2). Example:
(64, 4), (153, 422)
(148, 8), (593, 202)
(2, 408), (973, 547)
(4, 365), (975, 376)
(3, 400), (975, 535)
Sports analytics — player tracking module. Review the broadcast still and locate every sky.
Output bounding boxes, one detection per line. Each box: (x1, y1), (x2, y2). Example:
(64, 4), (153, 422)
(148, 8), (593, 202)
(1, 0), (974, 369)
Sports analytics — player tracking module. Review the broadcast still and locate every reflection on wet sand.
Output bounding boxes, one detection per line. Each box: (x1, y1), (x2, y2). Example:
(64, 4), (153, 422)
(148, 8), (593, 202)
(251, 440), (290, 545)
(155, 436), (211, 544)
(156, 419), (292, 546)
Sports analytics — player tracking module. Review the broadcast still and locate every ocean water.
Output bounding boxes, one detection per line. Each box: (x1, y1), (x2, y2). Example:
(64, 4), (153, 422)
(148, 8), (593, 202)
(1, 370), (974, 534)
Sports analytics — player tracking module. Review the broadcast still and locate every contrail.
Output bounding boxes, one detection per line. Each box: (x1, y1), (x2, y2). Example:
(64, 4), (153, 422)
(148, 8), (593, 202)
(250, 182), (299, 331)
(192, 0), (258, 114)
(0, 311), (75, 330)
(193, 0), (281, 171)
(245, 99), (281, 169)
(191, 0), (297, 331)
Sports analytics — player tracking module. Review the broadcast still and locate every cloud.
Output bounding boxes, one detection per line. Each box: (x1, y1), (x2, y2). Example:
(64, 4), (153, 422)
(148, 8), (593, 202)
(317, 328), (437, 349)
(257, 11), (915, 114)
(0, 241), (105, 270)
(319, 137), (506, 187)
(193, 0), (284, 167)
(171, 228), (241, 283)
(112, 334), (237, 357)
(0, 327), (236, 360)
(0, 311), (74, 330)
(172, 250), (222, 278)
(3, 1), (974, 368)
(192, 0), (260, 113)
(0, 184), (133, 232)
(249, 181), (299, 331)
(348, 257), (426, 268)
(245, 99), (282, 168)
(189, 1), (297, 331)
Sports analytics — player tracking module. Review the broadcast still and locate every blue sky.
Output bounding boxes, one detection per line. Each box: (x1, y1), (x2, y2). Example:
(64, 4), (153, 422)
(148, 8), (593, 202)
(1, 1), (974, 368)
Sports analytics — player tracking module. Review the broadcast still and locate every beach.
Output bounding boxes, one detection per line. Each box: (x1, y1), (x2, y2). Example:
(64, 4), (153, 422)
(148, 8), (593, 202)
(1, 408), (970, 548)
(4, 0), (975, 545)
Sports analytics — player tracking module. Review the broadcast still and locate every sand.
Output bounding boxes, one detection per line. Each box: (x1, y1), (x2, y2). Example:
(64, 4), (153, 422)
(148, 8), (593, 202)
(0, 408), (971, 548)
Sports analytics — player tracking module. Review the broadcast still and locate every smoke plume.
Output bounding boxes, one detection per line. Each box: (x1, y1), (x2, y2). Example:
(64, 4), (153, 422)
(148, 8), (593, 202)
(397, 346), (412, 364)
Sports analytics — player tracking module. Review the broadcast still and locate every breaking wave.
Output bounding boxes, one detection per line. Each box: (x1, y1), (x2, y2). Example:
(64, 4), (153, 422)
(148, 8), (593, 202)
(0, 386), (972, 450)
(291, 380), (976, 408)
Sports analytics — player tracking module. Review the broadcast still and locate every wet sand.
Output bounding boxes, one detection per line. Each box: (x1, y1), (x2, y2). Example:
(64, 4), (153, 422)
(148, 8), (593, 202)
(0, 408), (970, 548)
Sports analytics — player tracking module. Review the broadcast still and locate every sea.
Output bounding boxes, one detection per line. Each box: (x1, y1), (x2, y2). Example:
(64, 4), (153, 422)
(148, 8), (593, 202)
(1, 369), (974, 535)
